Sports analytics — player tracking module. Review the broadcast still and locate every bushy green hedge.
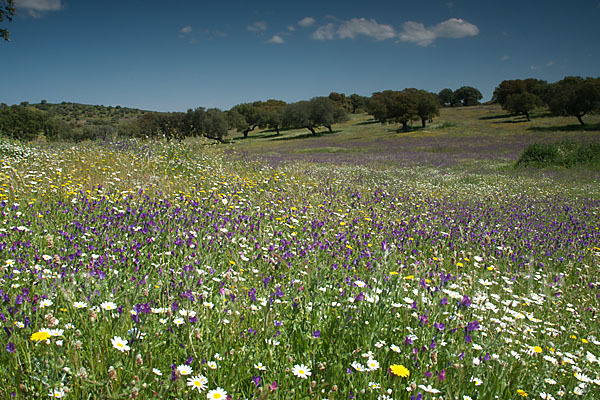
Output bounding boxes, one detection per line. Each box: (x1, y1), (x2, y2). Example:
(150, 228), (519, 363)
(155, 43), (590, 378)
(517, 139), (600, 167)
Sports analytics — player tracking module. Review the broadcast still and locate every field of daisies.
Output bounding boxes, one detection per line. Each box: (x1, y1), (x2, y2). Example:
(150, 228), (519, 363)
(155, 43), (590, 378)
(0, 138), (599, 400)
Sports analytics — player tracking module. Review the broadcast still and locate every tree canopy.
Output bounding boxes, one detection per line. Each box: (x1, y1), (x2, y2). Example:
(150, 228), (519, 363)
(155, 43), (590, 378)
(437, 89), (455, 107)
(544, 76), (600, 125)
(453, 86), (483, 107)
(1, 0), (15, 42)
(493, 79), (547, 121)
(281, 97), (347, 135)
(368, 89), (439, 130)
(492, 79), (547, 106)
(228, 100), (286, 138)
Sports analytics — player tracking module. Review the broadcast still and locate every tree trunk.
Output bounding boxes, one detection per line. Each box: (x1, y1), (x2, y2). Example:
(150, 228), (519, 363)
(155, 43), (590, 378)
(401, 121), (409, 131)
(275, 126), (280, 135)
(421, 118), (426, 128)
(525, 112), (530, 122)
(243, 124), (257, 138)
(307, 127), (316, 135)
(327, 125), (333, 133)
(576, 114), (585, 126)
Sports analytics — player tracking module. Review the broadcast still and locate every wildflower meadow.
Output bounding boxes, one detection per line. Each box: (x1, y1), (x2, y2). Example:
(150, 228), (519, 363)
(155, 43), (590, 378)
(0, 137), (599, 399)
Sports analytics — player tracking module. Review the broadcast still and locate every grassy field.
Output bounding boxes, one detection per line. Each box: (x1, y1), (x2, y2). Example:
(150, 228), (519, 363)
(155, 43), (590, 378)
(0, 105), (599, 399)
(226, 104), (600, 176)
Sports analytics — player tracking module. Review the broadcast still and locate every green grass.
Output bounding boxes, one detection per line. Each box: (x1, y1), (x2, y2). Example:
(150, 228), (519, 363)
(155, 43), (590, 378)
(0, 106), (599, 399)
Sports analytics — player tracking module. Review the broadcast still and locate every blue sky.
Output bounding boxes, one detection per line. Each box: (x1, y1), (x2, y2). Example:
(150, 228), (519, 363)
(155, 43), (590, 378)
(2, 0), (599, 111)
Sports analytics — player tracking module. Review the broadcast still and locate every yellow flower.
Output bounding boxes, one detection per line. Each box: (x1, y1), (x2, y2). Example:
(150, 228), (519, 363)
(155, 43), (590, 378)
(404, 275), (414, 280)
(390, 364), (410, 378)
(533, 346), (542, 353)
(517, 389), (528, 397)
(390, 271), (399, 276)
(30, 331), (51, 342)
(456, 262), (464, 267)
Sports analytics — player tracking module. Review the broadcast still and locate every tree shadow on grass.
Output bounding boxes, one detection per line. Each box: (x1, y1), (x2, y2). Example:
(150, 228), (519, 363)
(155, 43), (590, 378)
(270, 130), (341, 141)
(355, 119), (380, 126)
(481, 112), (552, 121)
(527, 123), (600, 133)
(478, 113), (514, 120)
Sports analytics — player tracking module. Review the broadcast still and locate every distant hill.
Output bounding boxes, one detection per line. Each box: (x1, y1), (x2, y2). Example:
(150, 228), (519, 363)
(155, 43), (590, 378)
(0, 101), (161, 141)
(28, 101), (150, 126)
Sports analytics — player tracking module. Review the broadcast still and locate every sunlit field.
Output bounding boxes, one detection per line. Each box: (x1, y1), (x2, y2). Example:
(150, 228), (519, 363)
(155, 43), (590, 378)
(0, 130), (599, 399)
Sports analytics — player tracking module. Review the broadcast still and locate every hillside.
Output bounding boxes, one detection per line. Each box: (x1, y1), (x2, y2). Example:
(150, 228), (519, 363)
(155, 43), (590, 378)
(226, 104), (600, 169)
(28, 101), (150, 125)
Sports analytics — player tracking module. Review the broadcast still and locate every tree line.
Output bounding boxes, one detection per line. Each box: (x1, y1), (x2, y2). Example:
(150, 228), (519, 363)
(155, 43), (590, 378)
(493, 76), (600, 124)
(1, 75), (598, 142)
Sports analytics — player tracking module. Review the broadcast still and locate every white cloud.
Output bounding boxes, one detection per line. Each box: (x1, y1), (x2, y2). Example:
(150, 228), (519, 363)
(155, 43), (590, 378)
(546, 60), (555, 66)
(180, 26), (192, 34)
(247, 21), (267, 32)
(337, 18), (396, 40)
(500, 55), (510, 61)
(298, 17), (316, 27)
(434, 18), (479, 38)
(398, 18), (479, 46)
(312, 23), (336, 40)
(287, 25), (296, 31)
(312, 18), (395, 41)
(15, 0), (62, 17)
(268, 35), (285, 44)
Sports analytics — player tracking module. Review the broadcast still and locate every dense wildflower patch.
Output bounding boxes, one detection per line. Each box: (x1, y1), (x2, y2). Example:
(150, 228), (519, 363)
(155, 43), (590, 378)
(0, 139), (599, 399)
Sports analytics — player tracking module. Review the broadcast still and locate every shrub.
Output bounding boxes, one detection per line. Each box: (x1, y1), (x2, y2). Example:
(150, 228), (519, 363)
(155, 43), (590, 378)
(517, 139), (600, 167)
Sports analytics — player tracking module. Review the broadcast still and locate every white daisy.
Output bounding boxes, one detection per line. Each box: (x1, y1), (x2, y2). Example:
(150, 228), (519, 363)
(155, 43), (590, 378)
(206, 387), (227, 399)
(48, 388), (66, 398)
(176, 364), (193, 376)
(367, 359), (380, 371)
(40, 299), (53, 308)
(418, 384), (441, 394)
(111, 336), (130, 352)
(186, 374), (208, 392)
(100, 301), (117, 311)
(292, 364), (311, 379)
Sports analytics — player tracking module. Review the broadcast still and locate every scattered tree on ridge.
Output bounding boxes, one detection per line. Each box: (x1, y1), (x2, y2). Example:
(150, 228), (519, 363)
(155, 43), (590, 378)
(492, 79), (547, 107)
(411, 89), (440, 127)
(368, 89), (438, 130)
(503, 92), (543, 121)
(349, 94), (368, 114)
(281, 97), (348, 135)
(437, 88), (455, 107)
(544, 76), (600, 126)
(228, 100), (287, 138)
(453, 86), (483, 107)
(228, 103), (265, 139)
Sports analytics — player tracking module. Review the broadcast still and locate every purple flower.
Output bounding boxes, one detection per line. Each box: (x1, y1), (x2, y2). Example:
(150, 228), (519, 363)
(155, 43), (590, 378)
(440, 297), (448, 305)
(467, 321), (480, 332)
(6, 342), (15, 353)
(424, 370), (432, 378)
(313, 330), (321, 338)
(459, 295), (471, 308)
(438, 369), (446, 382)
(252, 375), (262, 387)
